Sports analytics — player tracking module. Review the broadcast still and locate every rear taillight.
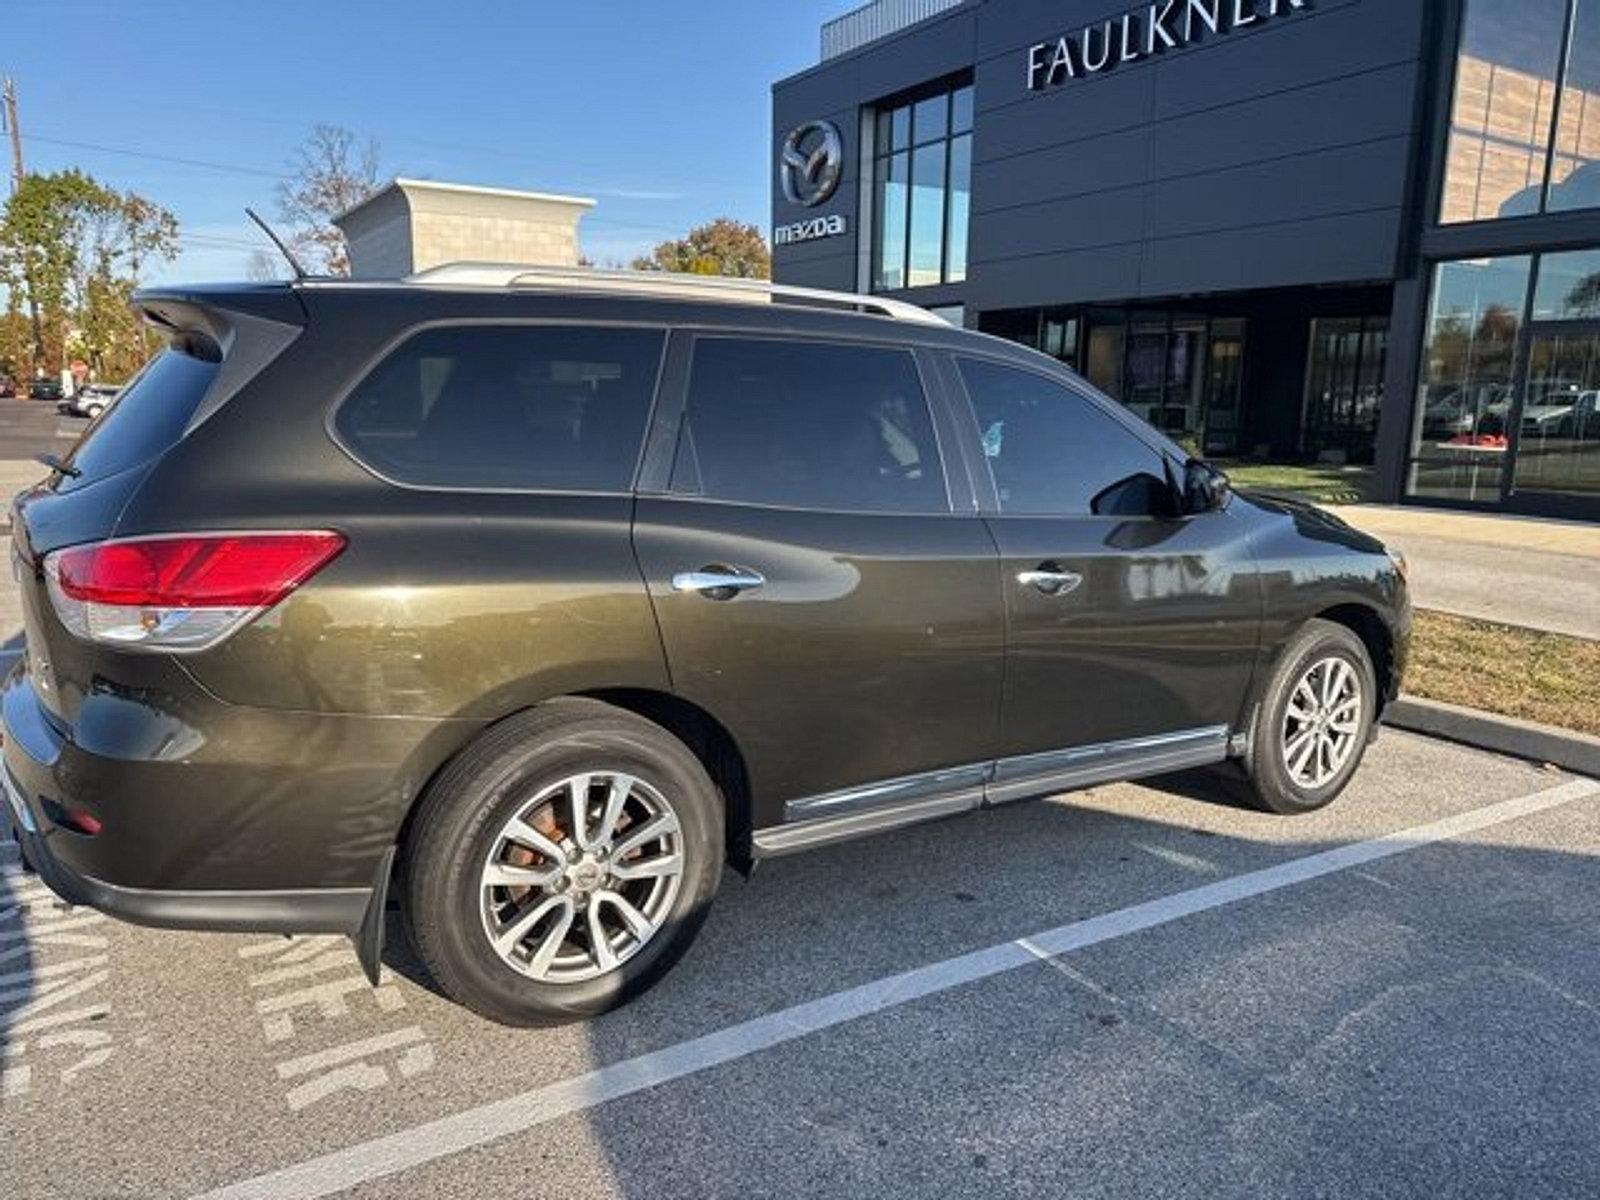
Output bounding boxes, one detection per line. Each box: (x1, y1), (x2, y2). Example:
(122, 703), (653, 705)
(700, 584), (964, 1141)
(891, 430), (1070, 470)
(43, 532), (346, 651)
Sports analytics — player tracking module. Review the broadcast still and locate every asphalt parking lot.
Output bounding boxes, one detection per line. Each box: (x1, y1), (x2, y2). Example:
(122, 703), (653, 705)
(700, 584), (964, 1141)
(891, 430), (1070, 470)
(0, 395), (86, 465)
(3, 730), (1598, 1199)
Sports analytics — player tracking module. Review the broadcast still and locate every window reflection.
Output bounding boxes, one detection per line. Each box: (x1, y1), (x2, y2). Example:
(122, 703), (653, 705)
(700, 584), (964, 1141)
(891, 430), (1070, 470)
(1304, 317), (1389, 465)
(1531, 247), (1600, 318)
(1551, 0), (1600, 211)
(908, 141), (947, 286)
(1441, 0), (1600, 223)
(872, 82), (972, 290)
(1515, 329), (1600, 496)
(1408, 256), (1532, 501)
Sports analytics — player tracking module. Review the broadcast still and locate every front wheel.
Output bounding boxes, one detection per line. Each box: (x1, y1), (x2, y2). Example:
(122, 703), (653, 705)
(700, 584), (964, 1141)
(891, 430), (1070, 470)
(1241, 618), (1376, 814)
(402, 700), (723, 1026)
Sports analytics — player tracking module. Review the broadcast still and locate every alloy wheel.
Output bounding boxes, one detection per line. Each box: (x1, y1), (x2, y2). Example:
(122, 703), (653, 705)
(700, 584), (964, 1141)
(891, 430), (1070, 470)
(479, 772), (684, 983)
(1282, 655), (1364, 790)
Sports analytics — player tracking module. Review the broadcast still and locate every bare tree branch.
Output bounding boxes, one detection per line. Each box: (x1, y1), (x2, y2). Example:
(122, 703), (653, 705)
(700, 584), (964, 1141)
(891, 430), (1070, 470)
(275, 124), (382, 276)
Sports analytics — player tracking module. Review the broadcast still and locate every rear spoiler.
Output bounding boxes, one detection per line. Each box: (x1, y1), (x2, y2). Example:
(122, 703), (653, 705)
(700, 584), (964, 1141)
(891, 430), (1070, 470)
(131, 284), (308, 430)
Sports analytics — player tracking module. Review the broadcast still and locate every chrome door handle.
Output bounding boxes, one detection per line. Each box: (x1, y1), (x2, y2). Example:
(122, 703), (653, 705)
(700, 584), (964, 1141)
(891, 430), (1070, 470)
(1017, 569), (1083, 596)
(671, 566), (766, 598)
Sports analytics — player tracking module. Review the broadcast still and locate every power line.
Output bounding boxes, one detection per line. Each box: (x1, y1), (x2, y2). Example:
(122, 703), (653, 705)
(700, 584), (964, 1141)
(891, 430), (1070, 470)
(21, 133), (289, 180)
(20, 132), (693, 237)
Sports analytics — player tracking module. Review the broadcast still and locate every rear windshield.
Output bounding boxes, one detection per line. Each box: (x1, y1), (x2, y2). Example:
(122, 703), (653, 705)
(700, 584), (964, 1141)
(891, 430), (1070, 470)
(63, 350), (217, 485)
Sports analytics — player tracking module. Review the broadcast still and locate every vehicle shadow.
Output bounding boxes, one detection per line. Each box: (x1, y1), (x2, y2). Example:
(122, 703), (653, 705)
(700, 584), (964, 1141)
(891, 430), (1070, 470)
(554, 765), (1600, 1200)
(375, 765), (1263, 1003)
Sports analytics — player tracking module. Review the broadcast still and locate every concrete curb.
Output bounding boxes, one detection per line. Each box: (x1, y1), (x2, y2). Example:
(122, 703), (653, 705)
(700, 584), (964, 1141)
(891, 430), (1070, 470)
(1386, 695), (1600, 778)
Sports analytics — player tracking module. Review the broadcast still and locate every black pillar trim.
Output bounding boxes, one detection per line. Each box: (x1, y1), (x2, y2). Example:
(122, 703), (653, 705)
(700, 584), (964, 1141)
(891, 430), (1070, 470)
(1374, 275), (1425, 503)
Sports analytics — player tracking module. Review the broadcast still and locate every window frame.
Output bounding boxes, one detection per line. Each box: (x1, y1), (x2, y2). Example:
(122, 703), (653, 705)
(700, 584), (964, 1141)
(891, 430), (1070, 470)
(653, 330), (962, 518)
(937, 347), (1187, 520)
(325, 317), (671, 497)
(1433, 0), (1597, 228)
(870, 80), (974, 292)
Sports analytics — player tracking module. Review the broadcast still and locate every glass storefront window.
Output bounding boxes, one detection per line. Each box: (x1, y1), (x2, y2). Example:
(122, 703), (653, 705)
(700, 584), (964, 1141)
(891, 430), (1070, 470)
(1304, 317), (1389, 464)
(1550, 0), (1600, 210)
(1408, 255), (1533, 501)
(1041, 310), (1078, 361)
(951, 85), (974, 135)
(1205, 320), (1247, 457)
(979, 308), (1044, 351)
(871, 80), (972, 291)
(1086, 322), (1125, 399)
(946, 133), (971, 284)
(1531, 247), (1600, 318)
(908, 141), (947, 286)
(1515, 327), (1600, 497)
(1440, 0), (1574, 224)
(912, 94), (948, 144)
(873, 153), (909, 290)
(981, 308), (1248, 456)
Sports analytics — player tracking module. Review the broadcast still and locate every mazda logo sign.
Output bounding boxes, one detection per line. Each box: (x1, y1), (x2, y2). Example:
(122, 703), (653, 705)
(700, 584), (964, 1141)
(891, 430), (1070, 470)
(780, 120), (844, 208)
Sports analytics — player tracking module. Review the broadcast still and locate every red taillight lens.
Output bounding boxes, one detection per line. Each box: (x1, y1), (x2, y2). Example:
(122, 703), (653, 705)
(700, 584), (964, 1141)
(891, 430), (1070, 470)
(44, 532), (345, 652)
(53, 533), (346, 609)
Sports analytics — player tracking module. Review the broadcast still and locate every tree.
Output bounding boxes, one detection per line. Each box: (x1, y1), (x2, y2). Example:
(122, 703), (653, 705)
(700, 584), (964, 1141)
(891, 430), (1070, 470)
(275, 124), (383, 276)
(631, 218), (770, 278)
(0, 168), (178, 378)
(1566, 270), (1600, 319)
(0, 302), (29, 380)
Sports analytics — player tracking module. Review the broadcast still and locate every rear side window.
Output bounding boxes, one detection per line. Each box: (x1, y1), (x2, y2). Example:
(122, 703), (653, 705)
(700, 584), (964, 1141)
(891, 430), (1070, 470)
(335, 325), (666, 491)
(956, 357), (1172, 516)
(64, 351), (217, 485)
(671, 337), (947, 513)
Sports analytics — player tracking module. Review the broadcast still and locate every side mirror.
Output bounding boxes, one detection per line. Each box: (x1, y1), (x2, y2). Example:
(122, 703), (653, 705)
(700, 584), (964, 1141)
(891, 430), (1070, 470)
(1183, 459), (1231, 514)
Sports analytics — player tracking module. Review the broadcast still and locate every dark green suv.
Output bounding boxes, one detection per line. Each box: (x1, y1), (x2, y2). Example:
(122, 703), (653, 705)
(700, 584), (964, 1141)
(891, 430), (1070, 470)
(3, 267), (1409, 1025)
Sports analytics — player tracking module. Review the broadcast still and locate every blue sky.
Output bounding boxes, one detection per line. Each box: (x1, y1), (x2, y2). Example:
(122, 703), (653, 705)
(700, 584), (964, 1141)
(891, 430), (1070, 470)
(7, 0), (856, 283)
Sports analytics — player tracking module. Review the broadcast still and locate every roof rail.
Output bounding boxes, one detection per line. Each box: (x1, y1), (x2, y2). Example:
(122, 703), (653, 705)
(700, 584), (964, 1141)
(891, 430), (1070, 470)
(402, 262), (948, 326)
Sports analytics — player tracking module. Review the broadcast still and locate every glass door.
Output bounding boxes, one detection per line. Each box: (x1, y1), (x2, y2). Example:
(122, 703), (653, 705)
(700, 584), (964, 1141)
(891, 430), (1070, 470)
(1204, 320), (1246, 456)
(1512, 323), (1600, 500)
(1303, 317), (1389, 464)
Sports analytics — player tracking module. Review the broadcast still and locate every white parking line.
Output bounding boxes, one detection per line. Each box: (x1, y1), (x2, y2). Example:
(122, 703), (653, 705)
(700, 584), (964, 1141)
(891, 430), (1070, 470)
(196, 776), (1598, 1200)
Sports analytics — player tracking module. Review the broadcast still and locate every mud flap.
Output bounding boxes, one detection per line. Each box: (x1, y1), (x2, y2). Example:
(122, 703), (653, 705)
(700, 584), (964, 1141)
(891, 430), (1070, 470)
(352, 846), (395, 986)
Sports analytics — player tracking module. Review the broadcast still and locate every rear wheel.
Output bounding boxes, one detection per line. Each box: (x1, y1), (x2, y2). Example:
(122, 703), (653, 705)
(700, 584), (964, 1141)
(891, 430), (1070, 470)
(403, 700), (723, 1025)
(1242, 618), (1376, 814)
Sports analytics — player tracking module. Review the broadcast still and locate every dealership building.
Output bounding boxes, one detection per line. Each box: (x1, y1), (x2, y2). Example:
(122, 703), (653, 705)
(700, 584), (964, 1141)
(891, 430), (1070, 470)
(771, 0), (1600, 520)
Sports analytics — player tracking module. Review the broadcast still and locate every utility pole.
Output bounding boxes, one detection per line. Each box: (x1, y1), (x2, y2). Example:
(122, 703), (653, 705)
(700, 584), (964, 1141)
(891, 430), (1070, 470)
(3, 78), (23, 190)
(2, 76), (46, 372)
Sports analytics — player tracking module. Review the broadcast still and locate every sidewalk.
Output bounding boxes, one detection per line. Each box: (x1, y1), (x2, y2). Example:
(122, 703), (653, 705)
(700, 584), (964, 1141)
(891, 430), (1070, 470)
(1339, 504), (1600, 640)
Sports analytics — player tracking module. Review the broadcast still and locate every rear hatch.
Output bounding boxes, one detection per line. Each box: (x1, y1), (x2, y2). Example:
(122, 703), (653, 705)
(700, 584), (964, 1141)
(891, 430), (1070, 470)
(10, 285), (305, 721)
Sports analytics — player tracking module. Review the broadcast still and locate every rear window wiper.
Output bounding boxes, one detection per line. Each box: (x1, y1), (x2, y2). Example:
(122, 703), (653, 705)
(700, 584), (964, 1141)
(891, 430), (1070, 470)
(36, 453), (81, 479)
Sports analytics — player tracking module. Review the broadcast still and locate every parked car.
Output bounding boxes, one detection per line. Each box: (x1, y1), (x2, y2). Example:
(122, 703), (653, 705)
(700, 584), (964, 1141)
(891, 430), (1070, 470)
(3, 267), (1411, 1026)
(0, 375), (16, 398)
(1522, 390), (1600, 439)
(57, 382), (122, 419)
(28, 377), (64, 402)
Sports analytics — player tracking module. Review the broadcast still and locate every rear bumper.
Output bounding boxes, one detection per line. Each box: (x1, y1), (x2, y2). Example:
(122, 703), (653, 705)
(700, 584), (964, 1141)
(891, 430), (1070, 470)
(0, 658), (477, 936)
(4, 773), (367, 935)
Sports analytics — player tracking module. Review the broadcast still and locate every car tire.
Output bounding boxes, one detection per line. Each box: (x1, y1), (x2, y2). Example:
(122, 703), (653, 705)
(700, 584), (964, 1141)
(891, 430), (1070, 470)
(86, 404), (104, 419)
(402, 699), (723, 1026)
(1241, 618), (1376, 815)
